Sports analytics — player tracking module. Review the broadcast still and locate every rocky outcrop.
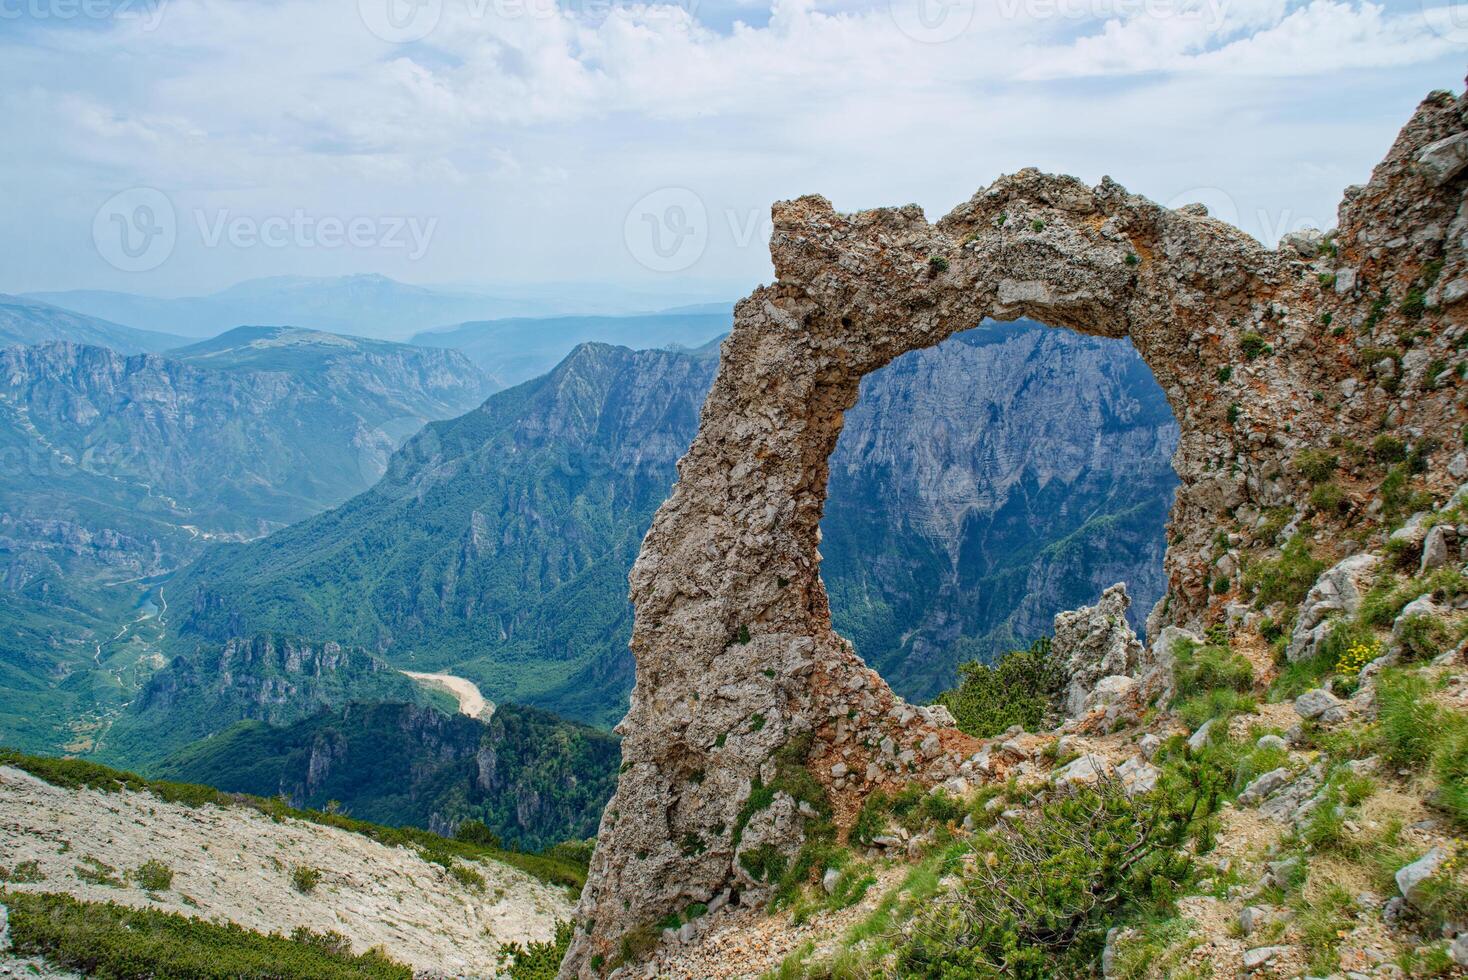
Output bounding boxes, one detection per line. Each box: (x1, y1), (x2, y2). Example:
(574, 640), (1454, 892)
(1286, 554), (1381, 662)
(562, 89), (1468, 975)
(1052, 583), (1146, 717)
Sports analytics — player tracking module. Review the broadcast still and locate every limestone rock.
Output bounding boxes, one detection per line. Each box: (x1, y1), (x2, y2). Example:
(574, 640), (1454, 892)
(1451, 931), (1468, 968)
(1294, 688), (1345, 723)
(1286, 554), (1380, 662)
(1187, 719), (1216, 752)
(1419, 131), (1468, 186)
(1053, 583), (1147, 717)
(1238, 767), (1292, 805)
(1242, 946), (1289, 972)
(1396, 847), (1448, 910)
(1052, 753), (1111, 787)
(1115, 756), (1160, 796)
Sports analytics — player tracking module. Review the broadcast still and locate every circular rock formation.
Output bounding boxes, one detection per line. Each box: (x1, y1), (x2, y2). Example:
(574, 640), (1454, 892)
(561, 86), (1468, 976)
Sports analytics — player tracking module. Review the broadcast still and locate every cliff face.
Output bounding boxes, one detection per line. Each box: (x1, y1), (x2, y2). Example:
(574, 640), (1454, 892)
(563, 89), (1468, 974)
(174, 327), (1176, 726)
(824, 320), (1176, 696)
(0, 334), (491, 536)
(107, 634), (427, 767)
(152, 700), (621, 851)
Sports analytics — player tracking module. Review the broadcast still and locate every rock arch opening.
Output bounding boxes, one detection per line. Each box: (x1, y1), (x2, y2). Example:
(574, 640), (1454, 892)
(819, 316), (1179, 704)
(561, 90), (1468, 977)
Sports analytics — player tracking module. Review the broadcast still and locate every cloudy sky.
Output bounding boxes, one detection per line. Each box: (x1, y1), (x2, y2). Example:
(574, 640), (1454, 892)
(1, 0), (1464, 301)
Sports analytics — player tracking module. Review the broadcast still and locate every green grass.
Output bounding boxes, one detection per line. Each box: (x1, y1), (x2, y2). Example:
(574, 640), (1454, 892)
(1243, 534), (1325, 609)
(1, 890), (412, 979)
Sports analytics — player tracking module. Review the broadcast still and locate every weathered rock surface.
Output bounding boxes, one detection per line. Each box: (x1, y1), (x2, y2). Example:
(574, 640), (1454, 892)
(1287, 554), (1380, 662)
(1054, 583), (1148, 716)
(561, 88), (1468, 975)
(0, 766), (569, 975)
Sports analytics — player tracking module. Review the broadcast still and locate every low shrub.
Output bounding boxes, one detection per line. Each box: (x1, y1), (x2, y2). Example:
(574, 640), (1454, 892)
(1395, 613), (1452, 661)
(1309, 482), (1346, 513)
(454, 819), (501, 848)
(1173, 640), (1253, 699)
(1293, 448), (1338, 483)
(499, 921), (573, 980)
(448, 862), (485, 892)
(1240, 332), (1272, 360)
(290, 865), (322, 894)
(0, 859), (43, 883)
(935, 637), (1062, 738)
(1243, 534), (1325, 609)
(0, 890), (411, 979)
(130, 860), (173, 892)
(892, 767), (1221, 978)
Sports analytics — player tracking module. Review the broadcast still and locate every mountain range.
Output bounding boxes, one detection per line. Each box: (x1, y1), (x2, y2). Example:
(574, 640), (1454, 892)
(170, 319), (1178, 728)
(25, 275), (737, 342)
(0, 324), (494, 757)
(0, 294), (185, 353)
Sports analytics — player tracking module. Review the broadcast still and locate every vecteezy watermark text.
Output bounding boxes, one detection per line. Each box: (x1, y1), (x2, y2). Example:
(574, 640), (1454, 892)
(1, 0), (167, 28)
(195, 210), (437, 260)
(92, 189), (440, 271)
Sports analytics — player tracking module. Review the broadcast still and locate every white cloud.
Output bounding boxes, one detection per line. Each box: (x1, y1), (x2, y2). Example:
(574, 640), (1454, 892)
(0, 0), (1461, 294)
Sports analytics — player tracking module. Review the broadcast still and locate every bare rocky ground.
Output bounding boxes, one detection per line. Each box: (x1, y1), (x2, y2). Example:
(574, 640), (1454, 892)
(0, 766), (571, 976)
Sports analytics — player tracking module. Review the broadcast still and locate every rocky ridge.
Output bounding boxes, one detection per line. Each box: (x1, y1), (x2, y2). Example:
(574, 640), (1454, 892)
(562, 87), (1468, 975)
(0, 763), (571, 976)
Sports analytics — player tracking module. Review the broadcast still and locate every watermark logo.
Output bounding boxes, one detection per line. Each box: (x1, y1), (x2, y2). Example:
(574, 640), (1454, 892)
(358, 0), (442, 42)
(624, 187), (708, 273)
(0, 0), (168, 29)
(1164, 185), (1323, 247)
(1421, 0), (1468, 43)
(889, 0), (975, 43)
(194, 210), (438, 260)
(93, 187), (176, 273)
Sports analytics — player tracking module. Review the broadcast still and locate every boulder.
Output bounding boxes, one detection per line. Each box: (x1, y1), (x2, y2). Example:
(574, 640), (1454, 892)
(1420, 523), (1457, 572)
(1138, 733), (1163, 760)
(1451, 931), (1468, 968)
(1286, 554), (1379, 662)
(1116, 756), (1160, 796)
(1085, 675), (1137, 711)
(1293, 688), (1345, 723)
(1255, 734), (1288, 752)
(1187, 718), (1216, 752)
(822, 867), (841, 895)
(1238, 767), (1292, 805)
(1419, 131), (1468, 186)
(1052, 753), (1112, 787)
(1238, 905), (1281, 936)
(1242, 946), (1289, 971)
(1396, 847), (1448, 910)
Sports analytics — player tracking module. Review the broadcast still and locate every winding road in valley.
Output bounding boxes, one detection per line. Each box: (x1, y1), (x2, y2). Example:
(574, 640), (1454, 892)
(400, 670), (496, 722)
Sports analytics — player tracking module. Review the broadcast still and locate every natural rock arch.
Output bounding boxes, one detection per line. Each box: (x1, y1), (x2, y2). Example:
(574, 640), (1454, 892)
(562, 88), (1468, 976)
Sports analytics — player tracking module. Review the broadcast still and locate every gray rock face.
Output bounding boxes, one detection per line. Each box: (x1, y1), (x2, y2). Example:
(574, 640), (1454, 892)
(1294, 688), (1346, 723)
(1451, 931), (1468, 967)
(1419, 131), (1468, 186)
(1053, 583), (1148, 717)
(1238, 767), (1292, 805)
(1287, 554), (1380, 662)
(560, 89), (1468, 974)
(1242, 946), (1289, 971)
(1396, 847), (1448, 909)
